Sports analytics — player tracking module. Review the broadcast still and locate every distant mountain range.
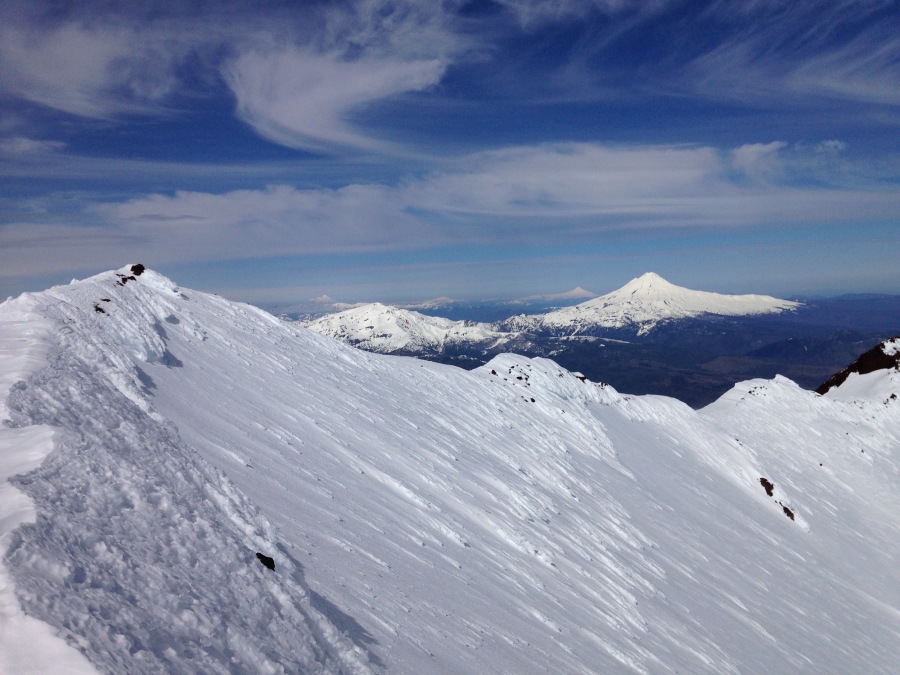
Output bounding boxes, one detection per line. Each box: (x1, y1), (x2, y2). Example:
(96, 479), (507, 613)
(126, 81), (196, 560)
(267, 287), (600, 323)
(305, 302), (517, 356)
(305, 273), (899, 407)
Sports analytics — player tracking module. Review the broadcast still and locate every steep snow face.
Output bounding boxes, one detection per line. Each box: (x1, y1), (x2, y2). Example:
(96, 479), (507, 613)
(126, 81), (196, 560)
(510, 272), (801, 334)
(305, 302), (511, 353)
(1, 268), (899, 674)
(1, 268), (373, 674)
(816, 336), (900, 401)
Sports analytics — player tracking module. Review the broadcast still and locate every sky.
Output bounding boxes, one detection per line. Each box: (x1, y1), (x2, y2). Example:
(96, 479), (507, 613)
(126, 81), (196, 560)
(0, 0), (898, 305)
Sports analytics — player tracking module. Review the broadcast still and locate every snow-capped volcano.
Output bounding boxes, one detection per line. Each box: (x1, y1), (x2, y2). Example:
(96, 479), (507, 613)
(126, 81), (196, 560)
(306, 302), (512, 353)
(1, 267), (898, 673)
(307, 273), (801, 356)
(505, 272), (800, 334)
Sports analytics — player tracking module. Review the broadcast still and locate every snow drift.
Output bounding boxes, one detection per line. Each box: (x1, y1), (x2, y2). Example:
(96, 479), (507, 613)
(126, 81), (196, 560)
(1, 266), (897, 673)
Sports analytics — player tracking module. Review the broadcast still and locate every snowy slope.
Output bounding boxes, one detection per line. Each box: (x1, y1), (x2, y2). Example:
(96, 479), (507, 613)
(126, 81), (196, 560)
(506, 272), (801, 335)
(305, 302), (512, 353)
(1, 267), (898, 674)
(816, 336), (900, 402)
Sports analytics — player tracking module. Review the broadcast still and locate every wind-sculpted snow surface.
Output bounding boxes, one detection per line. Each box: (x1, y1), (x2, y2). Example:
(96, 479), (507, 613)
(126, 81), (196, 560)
(1, 267), (898, 673)
(1, 269), (373, 674)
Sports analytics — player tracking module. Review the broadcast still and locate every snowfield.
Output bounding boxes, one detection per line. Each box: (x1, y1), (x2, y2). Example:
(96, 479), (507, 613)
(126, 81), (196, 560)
(1, 267), (897, 673)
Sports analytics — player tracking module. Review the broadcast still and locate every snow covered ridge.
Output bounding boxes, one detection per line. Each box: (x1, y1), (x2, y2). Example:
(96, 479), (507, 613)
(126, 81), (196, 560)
(307, 273), (801, 351)
(816, 336), (900, 400)
(306, 302), (514, 353)
(1, 266), (899, 673)
(503, 272), (801, 335)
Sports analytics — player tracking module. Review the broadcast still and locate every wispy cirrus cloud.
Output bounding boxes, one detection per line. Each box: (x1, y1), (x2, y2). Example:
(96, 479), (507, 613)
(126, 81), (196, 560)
(405, 143), (899, 232)
(0, 136), (65, 157)
(221, 1), (465, 152)
(681, 0), (900, 107)
(0, 1), (466, 153)
(3, 140), (896, 282)
(495, 0), (667, 29)
(225, 49), (446, 152)
(729, 141), (787, 184)
(409, 144), (724, 218)
(0, 183), (428, 278)
(0, 17), (197, 119)
(96, 182), (427, 252)
(505, 0), (900, 111)
(2, 0), (895, 158)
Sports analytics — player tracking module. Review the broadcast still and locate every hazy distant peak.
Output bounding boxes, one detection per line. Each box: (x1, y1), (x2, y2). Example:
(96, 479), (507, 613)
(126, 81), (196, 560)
(518, 287), (598, 302)
(564, 286), (597, 298)
(401, 296), (456, 310)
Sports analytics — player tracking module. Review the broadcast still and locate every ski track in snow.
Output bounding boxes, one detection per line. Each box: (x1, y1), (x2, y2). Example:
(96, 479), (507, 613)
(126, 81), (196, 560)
(0, 267), (898, 673)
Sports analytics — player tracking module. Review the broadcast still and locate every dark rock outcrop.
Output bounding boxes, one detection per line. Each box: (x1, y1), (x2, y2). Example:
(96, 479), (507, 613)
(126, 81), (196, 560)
(256, 552), (275, 570)
(815, 337), (900, 394)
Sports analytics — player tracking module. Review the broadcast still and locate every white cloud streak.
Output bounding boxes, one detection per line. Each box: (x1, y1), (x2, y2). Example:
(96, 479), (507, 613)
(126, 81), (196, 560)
(496, 0), (654, 27)
(0, 136), (65, 157)
(225, 49), (445, 151)
(408, 145), (725, 217)
(0, 19), (192, 119)
(730, 141), (786, 184)
(2, 141), (896, 280)
(0, 1), (462, 152)
(0, 0), (895, 155)
(684, 1), (900, 107)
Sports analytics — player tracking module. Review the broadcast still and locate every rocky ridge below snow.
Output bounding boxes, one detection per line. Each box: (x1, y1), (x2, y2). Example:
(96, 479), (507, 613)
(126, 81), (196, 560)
(816, 336), (900, 399)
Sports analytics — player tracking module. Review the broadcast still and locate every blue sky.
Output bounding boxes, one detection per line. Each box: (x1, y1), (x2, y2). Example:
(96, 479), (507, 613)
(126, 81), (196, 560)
(1, 0), (898, 304)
